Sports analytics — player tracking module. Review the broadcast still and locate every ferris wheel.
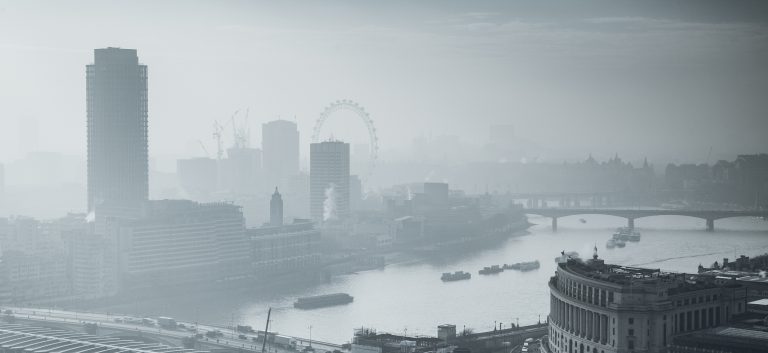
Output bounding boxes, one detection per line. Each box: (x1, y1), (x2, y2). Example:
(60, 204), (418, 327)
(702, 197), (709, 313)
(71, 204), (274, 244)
(311, 99), (379, 179)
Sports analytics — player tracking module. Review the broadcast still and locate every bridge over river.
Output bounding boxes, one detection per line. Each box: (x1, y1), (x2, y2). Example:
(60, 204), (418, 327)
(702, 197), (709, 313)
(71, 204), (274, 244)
(523, 208), (768, 231)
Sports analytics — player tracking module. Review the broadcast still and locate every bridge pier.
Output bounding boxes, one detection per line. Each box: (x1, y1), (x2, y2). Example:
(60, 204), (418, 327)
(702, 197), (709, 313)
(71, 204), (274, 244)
(628, 218), (635, 229)
(706, 218), (714, 232)
(552, 217), (558, 231)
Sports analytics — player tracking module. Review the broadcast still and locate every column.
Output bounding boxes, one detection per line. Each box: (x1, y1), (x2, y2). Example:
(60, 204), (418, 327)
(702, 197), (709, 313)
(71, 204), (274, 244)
(594, 312), (599, 343)
(706, 218), (714, 232)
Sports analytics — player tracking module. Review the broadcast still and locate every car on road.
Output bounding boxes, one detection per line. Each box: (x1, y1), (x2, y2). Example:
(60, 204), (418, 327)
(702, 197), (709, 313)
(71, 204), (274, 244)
(238, 334), (248, 340)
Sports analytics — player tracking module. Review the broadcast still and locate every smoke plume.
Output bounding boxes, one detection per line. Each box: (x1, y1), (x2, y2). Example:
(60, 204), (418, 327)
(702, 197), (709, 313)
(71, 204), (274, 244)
(323, 183), (338, 222)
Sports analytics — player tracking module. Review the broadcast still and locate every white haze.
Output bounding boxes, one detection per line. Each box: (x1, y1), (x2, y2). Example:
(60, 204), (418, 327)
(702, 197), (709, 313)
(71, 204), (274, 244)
(1, 0), (767, 168)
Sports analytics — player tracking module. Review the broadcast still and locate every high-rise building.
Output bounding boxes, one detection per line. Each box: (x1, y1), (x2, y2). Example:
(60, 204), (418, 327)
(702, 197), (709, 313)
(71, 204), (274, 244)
(548, 252), (747, 353)
(262, 120), (300, 182)
(86, 48), (148, 212)
(310, 141), (350, 222)
(270, 187), (284, 227)
(350, 175), (362, 212)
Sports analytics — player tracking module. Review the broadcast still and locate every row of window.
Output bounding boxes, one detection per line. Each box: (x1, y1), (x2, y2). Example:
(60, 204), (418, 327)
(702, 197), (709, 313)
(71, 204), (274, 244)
(676, 293), (718, 307)
(557, 274), (614, 308)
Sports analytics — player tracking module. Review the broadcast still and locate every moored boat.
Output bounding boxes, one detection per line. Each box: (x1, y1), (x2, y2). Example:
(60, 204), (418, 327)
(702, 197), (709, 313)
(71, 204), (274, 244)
(479, 265), (503, 275)
(441, 271), (471, 281)
(503, 260), (540, 271)
(294, 293), (354, 309)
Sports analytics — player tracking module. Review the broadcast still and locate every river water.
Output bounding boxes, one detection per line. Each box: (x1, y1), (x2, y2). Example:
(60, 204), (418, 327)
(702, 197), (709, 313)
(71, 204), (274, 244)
(99, 215), (768, 344)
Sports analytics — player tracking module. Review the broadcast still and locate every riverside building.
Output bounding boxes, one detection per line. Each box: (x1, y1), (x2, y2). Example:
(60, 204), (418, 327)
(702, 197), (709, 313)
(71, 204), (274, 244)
(547, 250), (747, 353)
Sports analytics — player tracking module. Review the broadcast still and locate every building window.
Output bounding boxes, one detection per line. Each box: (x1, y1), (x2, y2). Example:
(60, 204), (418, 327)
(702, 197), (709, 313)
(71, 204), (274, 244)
(628, 318), (634, 325)
(628, 329), (634, 336)
(684, 298), (689, 305)
(628, 340), (634, 350)
(713, 294), (718, 300)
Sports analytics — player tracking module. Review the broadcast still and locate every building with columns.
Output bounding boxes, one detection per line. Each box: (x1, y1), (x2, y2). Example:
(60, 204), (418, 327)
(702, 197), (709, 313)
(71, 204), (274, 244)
(547, 251), (747, 353)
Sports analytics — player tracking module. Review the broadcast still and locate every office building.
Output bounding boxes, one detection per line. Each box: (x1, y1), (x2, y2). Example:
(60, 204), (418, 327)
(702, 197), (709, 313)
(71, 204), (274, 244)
(86, 47), (148, 212)
(547, 252), (747, 353)
(262, 120), (300, 183)
(270, 187), (284, 227)
(112, 200), (250, 290)
(310, 141), (350, 221)
(249, 219), (321, 276)
(350, 175), (362, 211)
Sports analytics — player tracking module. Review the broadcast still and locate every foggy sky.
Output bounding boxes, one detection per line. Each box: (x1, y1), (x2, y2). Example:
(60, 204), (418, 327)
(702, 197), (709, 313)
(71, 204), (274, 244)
(1, 0), (767, 167)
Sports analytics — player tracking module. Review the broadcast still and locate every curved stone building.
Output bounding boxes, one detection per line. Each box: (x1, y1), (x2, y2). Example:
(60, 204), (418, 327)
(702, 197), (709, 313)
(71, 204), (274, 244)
(547, 250), (746, 353)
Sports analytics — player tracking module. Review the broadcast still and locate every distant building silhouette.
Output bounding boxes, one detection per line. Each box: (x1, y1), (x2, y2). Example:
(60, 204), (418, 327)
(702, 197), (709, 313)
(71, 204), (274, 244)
(270, 187), (283, 226)
(176, 157), (218, 198)
(262, 120), (300, 184)
(86, 48), (148, 212)
(310, 141), (350, 221)
(221, 146), (261, 195)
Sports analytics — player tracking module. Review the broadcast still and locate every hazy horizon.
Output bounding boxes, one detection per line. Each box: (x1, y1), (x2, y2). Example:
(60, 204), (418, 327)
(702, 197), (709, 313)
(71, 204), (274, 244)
(2, 0), (767, 168)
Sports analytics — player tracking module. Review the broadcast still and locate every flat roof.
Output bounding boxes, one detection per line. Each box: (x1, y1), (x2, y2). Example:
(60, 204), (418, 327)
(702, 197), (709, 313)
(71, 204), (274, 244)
(0, 324), (207, 353)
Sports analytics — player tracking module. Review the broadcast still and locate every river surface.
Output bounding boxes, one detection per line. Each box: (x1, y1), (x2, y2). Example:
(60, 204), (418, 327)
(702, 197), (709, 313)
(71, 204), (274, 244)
(99, 215), (768, 344)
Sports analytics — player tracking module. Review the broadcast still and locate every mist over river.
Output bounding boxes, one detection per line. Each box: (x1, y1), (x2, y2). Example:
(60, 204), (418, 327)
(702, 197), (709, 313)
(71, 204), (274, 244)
(97, 215), (768, 344)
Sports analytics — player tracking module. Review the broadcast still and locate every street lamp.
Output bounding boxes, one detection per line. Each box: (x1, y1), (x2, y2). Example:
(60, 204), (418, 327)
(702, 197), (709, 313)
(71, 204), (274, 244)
(308, 325), (313, 348)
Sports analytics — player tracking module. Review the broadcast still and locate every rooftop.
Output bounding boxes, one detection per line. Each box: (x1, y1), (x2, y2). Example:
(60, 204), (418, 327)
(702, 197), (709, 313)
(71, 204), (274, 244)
(0, 323), (205, 353)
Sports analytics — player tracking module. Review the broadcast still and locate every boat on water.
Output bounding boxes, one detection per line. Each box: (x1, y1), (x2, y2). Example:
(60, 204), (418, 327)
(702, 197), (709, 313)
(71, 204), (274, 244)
(293, 293), (354, 309)
(503, 260), (541, 271)
(579, 218), (587, 224)
(441, 271), (471, 281)
(555, 251), (579, 263)
(615, 239), (626, 248)
(627, 230), (641, 242)
(479, 265), (504, 275)
(606, 239), (617, 249)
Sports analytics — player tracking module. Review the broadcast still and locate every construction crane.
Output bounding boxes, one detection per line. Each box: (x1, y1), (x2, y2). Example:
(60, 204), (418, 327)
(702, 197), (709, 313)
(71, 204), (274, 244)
(212, 108), (251, 159)
(231, 109), (251, 149)
(212, 121), (224, 160)
(197, 140), (210, 158)
(261, 307), (271, 353)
